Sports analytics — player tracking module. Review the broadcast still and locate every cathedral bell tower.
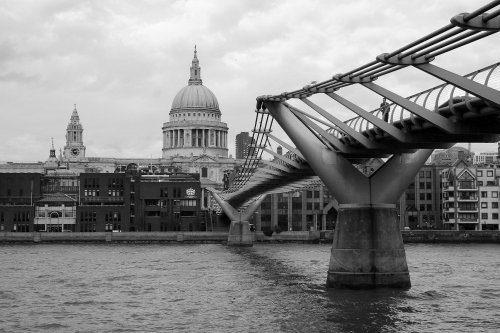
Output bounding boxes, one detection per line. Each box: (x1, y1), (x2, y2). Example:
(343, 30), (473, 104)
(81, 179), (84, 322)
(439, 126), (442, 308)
(63, 104), (86, 162)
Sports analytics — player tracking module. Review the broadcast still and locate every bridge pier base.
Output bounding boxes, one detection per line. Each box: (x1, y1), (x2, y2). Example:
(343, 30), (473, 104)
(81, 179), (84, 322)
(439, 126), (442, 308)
(227, 221), (253, 247)
(327, 205), (410, 289)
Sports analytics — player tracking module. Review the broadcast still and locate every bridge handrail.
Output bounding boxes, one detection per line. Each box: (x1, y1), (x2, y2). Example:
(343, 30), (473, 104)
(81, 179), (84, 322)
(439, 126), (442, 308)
(334, 62), (500, 138)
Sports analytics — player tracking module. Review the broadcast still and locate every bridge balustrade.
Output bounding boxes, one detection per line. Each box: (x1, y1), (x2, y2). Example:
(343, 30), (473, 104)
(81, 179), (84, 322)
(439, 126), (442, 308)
(335, 63), (500, 139)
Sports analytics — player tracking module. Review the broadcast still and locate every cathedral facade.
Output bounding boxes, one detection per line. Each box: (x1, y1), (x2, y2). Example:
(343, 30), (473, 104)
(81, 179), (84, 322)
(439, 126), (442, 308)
(160, 48), (240, 207)
(162, 47), (228, 159)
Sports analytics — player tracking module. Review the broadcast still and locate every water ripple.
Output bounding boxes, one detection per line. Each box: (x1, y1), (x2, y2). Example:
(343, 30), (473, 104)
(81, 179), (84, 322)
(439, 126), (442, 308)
(0, 243), (498, 332)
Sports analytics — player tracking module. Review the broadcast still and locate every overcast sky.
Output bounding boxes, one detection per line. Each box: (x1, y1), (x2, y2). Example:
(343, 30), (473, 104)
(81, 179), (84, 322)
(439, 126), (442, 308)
(1, 0), (499, 162)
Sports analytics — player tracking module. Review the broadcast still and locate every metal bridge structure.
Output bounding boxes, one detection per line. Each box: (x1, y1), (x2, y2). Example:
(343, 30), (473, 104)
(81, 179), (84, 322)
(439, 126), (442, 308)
(208, 1), (500, 288)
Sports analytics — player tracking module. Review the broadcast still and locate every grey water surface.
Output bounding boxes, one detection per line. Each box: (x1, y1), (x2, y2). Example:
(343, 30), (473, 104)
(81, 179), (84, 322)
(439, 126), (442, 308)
(0, 243), (499, 332)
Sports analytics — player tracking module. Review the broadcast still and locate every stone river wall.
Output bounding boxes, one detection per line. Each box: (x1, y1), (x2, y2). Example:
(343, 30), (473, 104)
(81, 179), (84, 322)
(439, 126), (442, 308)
(1, 230), (499, 244)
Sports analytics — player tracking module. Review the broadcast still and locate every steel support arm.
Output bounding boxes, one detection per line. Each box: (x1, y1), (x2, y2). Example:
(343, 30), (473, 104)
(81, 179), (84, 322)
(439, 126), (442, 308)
(361, 82), (456, 133)
(300, 98), (376, 148)
(265, 101), (370, 204)
(261, 159), (300, 172)
(240, 195), (267, 221)
(209, 191), (238, 221)
(326, 92), (408, 142)
(266, 133), (306, 160)
(369, 149), (436, 203)
(261, 147), (303, 168)
(288, 107), (349, 152)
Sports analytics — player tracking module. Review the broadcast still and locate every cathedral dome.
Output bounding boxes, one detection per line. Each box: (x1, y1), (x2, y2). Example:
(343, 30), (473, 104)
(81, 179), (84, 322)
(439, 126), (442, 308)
(169, 46), (220, 114)
(171, 84), (220, 112)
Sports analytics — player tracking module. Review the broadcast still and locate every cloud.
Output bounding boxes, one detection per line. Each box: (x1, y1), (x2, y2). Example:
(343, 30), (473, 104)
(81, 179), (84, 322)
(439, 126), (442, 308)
(0, 0), (499, 163)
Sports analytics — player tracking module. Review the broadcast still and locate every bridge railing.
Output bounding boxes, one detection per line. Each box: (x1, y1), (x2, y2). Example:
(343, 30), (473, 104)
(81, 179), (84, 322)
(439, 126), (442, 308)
(327, 62), (500, 139)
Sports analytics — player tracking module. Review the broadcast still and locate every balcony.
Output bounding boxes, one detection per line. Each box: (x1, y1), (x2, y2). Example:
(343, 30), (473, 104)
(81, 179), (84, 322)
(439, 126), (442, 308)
(457, 186), (477, 191)
(442, 196), (454, 202)
(456, 196), (478, 201)
(457, 207), (478, 213)
(458, 218), (478, 223)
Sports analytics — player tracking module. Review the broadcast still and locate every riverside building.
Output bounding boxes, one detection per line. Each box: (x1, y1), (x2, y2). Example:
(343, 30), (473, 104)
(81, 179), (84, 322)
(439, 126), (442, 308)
(441, 160), (500, 231)
(0, 169), (202, 232)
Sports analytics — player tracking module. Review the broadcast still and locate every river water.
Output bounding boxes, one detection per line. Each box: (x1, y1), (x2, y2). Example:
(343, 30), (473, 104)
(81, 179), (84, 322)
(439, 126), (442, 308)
(0, 243), (498, 332)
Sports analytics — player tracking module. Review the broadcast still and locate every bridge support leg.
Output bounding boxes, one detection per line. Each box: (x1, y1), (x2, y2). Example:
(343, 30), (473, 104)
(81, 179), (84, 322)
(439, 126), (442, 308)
(327, 204), (409, 288)
(324, 149), (433, 289)
(265, 101), (433, 289)
(208, 192), (267, 247)
(227, 220), (253, 247)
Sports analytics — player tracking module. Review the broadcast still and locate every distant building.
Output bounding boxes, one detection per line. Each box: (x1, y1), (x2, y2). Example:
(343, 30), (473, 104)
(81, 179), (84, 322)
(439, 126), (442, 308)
(441, 160), (500, 231)
(398, 164), (446, 230)
(256, 186), (337, 232)
(0, 173), (41, 232)
(431, 146), (473, 166)
(0, 170), (204, 232)
(62, 105), (87, 162)
(235, 132), (256, 159)
(473, 151), (498, 165)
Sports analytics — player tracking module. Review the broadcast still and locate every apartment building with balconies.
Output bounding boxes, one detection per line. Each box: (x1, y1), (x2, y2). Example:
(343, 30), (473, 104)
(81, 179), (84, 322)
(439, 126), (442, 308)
(441, 160), (500, 230)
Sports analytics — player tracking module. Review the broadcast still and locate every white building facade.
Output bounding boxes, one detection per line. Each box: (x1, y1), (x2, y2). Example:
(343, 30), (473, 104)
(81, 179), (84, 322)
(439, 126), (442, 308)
(442, 161), (500, 230)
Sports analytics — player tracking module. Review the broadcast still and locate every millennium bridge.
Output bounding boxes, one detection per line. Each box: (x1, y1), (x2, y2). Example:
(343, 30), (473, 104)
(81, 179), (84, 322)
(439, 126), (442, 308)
(208, 0), (500, 289)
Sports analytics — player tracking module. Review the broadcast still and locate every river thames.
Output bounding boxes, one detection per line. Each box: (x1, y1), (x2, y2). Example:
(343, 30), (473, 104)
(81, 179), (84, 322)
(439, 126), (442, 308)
(0, 243), (498, 332)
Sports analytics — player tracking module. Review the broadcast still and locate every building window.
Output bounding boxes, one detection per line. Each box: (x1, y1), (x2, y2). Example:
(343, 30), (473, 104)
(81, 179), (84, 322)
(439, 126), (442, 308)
(477, 170), (483, 177)
(481, 213), (488, 219)
(493, 213), (499, 220)
(426, 182), (432, 189)
(419, 193), (425, 200)
(481, 202), (488, 208)
(487, 170), (493, 177)
(201, 167), (208, 178)
(481, 191), (488, 198)
(492, 192), (498, 198)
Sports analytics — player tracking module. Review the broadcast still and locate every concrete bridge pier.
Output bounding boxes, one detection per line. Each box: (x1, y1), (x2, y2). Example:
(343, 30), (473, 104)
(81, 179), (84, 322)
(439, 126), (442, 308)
(328, 204), (409, 288)
(209, 191), (266, 247)
(265, 101), (434, 289)
(227, 220), (253, 247)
